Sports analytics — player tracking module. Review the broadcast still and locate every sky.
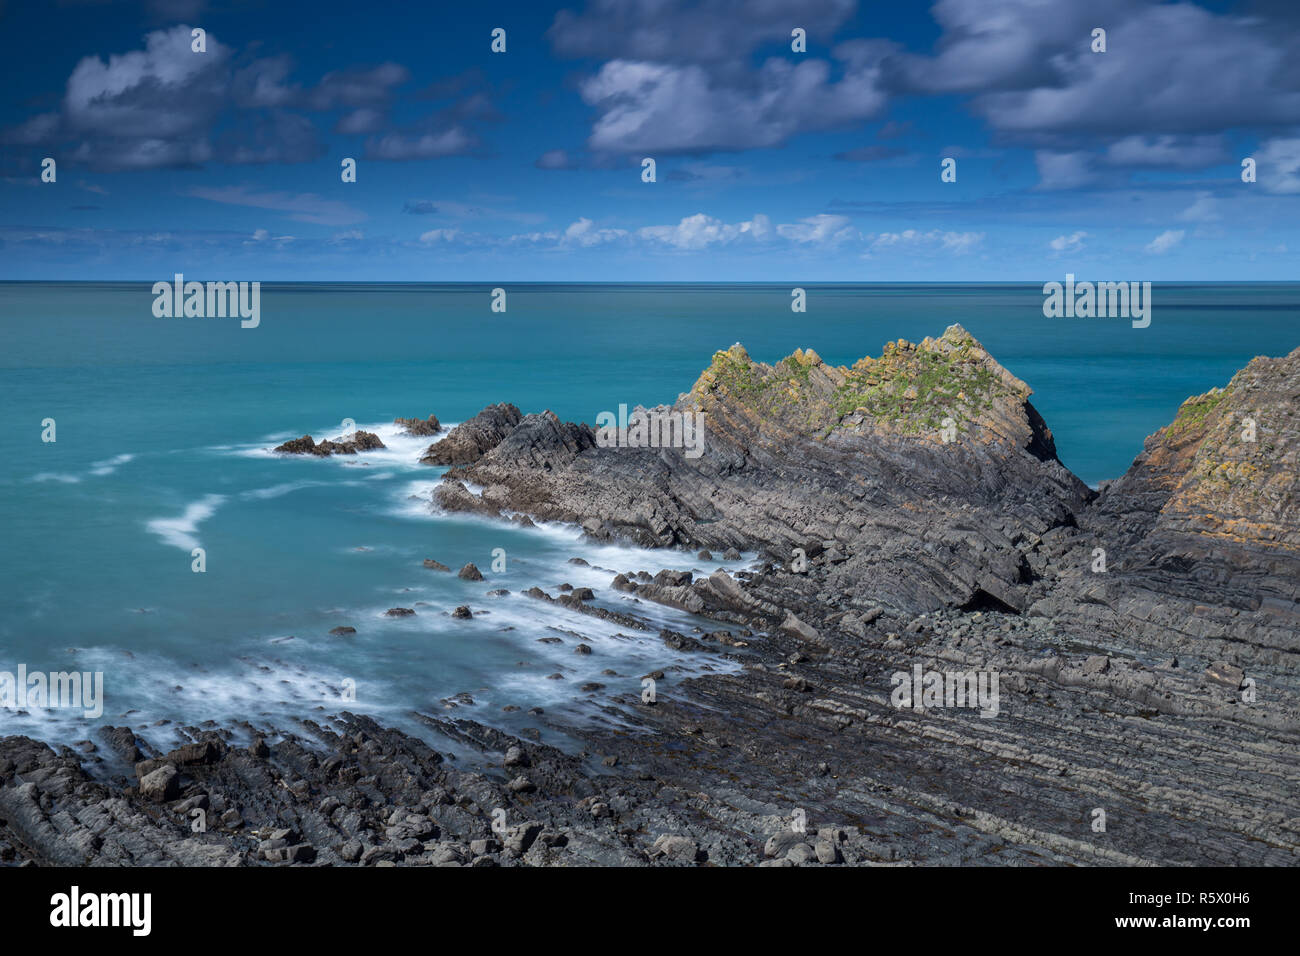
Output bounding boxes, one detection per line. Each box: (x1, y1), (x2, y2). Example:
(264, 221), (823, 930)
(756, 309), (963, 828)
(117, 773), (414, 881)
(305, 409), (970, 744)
(2, 0), (1299, 281)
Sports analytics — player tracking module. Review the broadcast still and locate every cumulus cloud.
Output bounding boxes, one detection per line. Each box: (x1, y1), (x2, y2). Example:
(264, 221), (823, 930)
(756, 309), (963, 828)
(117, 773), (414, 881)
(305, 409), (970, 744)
(579, 46), (890, 154)
(561, 217), (628, 246)
(636, 213), (772, 249)
(335, 107), (387, 135)
(1145, 229), (1185, 254)
(905, 1), (1300, 138)
(419, 229), (460, 243)
(886, 0), (1109, 93)
(0, 26), (478, 171)
(1, 26), (305, 169)
(556, 0), (1300, 165)
(360, 82), (495, 161)
(1049, 231), (1087, 254)
(306, 63), (410, 110)
(63, 25), (232, 137)
(1178, 192), (1220, 222)
(1253, 137), (1300, 193)
(1104, 134), (1228, 168)
(876, 0), (1300, 187)
(1034, 151), (1098, 189)
(555, 1), (889, 156)
(776, 214), (855, 244)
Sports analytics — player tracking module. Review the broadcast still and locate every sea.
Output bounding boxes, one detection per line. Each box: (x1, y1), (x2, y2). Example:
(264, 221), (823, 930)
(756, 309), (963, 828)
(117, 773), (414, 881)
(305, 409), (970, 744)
(2, 281), (1296, 756)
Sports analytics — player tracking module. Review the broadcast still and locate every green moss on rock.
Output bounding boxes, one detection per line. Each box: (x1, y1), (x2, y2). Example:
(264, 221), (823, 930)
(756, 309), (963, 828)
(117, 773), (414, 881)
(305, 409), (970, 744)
(1167, 386), (1231, 440)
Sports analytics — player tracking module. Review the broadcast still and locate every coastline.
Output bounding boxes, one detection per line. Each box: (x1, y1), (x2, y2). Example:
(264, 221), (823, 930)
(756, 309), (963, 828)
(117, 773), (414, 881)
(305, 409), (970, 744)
(3, 326), (1298, 866)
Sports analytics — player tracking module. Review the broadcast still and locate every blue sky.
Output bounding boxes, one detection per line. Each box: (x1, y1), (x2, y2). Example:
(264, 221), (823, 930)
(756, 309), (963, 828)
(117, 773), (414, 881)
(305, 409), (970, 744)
(2, 0), (1299, 280)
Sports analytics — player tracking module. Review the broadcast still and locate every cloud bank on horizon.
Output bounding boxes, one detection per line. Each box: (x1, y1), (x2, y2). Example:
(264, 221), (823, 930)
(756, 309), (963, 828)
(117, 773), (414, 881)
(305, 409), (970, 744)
(1, 0), (1298, 281)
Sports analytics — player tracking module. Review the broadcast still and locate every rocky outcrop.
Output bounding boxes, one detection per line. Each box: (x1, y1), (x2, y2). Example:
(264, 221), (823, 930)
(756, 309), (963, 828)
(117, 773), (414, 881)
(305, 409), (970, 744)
(1032, 344), (1300, 676)
(6, 328), (1296, 868)
(275, 431), (386, 456)
(433, 326), (1090, 619)
(420, 403), (523, 465)
(395, 415), (442, 436)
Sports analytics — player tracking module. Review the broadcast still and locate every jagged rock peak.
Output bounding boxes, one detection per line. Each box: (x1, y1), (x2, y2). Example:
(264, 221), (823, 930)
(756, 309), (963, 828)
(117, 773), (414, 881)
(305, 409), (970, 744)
(690, 324), (1046, 451)
(1100, 341), (1300, 550)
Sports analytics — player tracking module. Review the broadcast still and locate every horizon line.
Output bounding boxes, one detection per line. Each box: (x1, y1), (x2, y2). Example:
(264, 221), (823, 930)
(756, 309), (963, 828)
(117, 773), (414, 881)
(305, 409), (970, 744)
(4, 279), (1300, 286)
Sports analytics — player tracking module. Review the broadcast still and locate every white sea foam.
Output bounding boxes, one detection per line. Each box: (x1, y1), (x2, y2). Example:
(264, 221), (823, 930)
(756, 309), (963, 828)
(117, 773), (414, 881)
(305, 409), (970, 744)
(240, 479), (327, 500)
(90, 453), (134, 476)
(221, 419), (455, 468)
(3, 646), (395, 751)
(391, 480), (440, 519)
(30, 452), (136, 484)
(13, 417), (753, 752)
(145, 494), (226, 550)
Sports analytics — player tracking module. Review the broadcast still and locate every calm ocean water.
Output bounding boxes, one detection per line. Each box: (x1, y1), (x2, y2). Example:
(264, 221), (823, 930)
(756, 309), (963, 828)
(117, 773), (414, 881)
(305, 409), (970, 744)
(2, 282), (1297, 750)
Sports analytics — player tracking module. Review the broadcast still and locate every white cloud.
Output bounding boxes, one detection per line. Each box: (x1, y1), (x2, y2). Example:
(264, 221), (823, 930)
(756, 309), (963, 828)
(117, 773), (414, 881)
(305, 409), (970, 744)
(1145, 230), (1185, 254)
(335, 108), (386, 135)
(187, 185), (365, 226)
(868, 229), (984, 255)
(942, 2), (1300, 138)
(1049, 231), (1087, 254)
(365, 128), (473, 161)
(65, 25), (230, 137)
(419, 228), (460, 243)
(579, 51), (889, 154)
(1104, 135), (1227, 168)
(1253, 138), (1300, 194)
(563, 217), (628, 246)
(1034, 151), (1097, 190)
(776, 214), (855, 244)
(1178, 192), (1220, 223)
(244, 228), (294, 246)
(636, 213), (770, 249)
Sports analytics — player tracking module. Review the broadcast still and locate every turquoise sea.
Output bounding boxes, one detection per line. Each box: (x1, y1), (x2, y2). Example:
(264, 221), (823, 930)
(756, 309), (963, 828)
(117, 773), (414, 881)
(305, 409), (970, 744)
(2, 282), (1297, 751)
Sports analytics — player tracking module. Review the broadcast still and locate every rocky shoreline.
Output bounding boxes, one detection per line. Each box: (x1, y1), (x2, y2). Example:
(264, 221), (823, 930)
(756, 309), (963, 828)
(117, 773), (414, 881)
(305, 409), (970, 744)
(3, 325), (1297, 866)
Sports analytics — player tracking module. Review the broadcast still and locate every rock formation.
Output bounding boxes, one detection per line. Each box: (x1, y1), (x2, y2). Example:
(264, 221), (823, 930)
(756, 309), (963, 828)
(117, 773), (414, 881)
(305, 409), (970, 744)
(420, 403), (523, 465)
(5, 327), (1296, 867)
(274, 431), (386, 456)
(394, 415), (442, 437)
